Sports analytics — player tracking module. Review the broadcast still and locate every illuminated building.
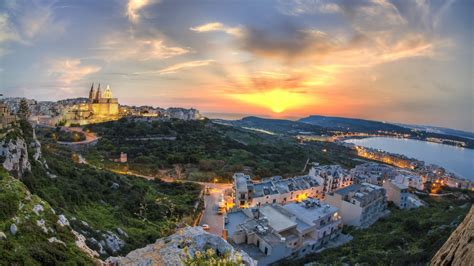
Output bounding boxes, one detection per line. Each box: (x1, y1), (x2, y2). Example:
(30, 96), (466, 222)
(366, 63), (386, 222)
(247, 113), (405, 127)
(233, 173), (322, 208)
(225, 199), (342, 265)
(324, 183), (388, 228)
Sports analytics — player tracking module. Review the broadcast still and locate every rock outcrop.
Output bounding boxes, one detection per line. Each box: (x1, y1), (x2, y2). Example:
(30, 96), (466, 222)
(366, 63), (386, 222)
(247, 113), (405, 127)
(166, 108), (202, 121)
(0, 136), (31, 177)
(431, 205), (474, 266)
(106, 226), (256, 266)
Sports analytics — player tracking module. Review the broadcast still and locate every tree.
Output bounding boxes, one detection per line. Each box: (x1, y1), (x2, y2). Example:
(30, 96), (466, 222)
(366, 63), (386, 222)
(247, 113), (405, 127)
(18, 98), (30, 120)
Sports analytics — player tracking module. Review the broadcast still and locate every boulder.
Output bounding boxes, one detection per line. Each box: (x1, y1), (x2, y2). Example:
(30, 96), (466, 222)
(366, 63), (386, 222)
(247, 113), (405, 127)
(103, 231), (125, 254)
(57, 214), (70, 227)
(10, 224), (17, 235)
(105, 226), (256, 266)
(33, 204), (44, 215)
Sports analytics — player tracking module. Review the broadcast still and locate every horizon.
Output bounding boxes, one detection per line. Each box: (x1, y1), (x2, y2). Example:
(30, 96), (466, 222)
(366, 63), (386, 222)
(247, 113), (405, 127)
(1, 0), (473, 131)
(2, 92), (474, 133)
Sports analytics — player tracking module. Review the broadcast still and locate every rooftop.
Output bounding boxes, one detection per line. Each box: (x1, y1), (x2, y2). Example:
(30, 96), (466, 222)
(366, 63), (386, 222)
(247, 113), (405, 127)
(282, 200), (338, 227)
(259, 205), (297, 233)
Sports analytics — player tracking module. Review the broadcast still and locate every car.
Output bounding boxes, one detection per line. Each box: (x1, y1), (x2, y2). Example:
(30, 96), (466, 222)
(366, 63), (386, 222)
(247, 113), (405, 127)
(201, 224), (210, 231)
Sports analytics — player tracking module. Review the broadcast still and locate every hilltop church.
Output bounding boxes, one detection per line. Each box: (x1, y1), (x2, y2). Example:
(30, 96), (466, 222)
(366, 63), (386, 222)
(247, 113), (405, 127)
(88, 83), (119, 118)
(61, 83), (120, 125)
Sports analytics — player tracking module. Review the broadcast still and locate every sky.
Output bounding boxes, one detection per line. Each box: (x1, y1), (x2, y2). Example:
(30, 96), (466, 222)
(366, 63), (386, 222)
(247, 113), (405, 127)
(0, 0), (473, 131)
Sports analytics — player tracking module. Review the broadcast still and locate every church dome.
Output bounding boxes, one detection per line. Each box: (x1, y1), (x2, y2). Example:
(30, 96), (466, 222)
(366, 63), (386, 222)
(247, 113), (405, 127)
(103, 85), (113, 99)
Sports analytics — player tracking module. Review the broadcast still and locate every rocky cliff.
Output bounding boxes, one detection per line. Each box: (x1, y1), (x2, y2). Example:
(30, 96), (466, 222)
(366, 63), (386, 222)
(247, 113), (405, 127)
(430, 205), (474, 266)
(106, 226), (256, 266)
(166, 108), (202, 121)
(0, 133), (31, 178)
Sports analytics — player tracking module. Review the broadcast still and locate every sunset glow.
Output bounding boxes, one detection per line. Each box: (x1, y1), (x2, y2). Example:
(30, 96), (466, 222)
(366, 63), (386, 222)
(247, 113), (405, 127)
(231, 89), (312, 113)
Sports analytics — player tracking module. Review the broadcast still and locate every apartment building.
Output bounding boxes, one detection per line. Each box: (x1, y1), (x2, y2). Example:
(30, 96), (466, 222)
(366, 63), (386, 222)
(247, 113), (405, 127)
(324, 183), (388, 228)
(383, 180), (424, 209)
(308, 164), (352, 197)
(350, 162), (393, 185)
(233, 173), (322, 208)
(225, 199), (342, 265)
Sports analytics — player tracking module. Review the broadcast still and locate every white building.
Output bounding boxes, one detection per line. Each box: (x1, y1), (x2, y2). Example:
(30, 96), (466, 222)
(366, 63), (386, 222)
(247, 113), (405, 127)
(308, 164), (352, 198)
(383, 180), (410, 209)
(225, 199), (342, 265)
(233, 173), (322, 208)
(383, 180), (424, 209)
(324, 183), (388, 228)
(391, 170), (425, 191)
(350, 162), (393, 185)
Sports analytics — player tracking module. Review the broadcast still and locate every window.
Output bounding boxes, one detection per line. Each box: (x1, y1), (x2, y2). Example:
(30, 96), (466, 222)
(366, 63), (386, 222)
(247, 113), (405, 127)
(272, 199), (276, 203)
(264, 247), (268, 255)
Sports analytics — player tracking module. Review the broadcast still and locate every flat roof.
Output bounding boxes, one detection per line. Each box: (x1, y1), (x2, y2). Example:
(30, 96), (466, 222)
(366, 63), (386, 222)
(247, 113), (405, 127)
(226, 210), (250, 236)
(282, 202), (337, 226)
(259, 205), (297, 233)
(389, 180), (408, 190)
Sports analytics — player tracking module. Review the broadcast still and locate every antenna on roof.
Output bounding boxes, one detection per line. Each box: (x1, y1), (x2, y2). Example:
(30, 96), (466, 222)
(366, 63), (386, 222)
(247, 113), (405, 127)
(302, 158), (310, 173)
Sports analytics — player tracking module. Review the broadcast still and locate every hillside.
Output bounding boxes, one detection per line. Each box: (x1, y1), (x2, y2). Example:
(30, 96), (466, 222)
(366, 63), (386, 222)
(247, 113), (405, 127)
(0, 170), (93, 264)
(216, 116), (327, 135)
(23, 145), (203, 259)
(299, 115), (410, 133)
(83, 118), (357, 181)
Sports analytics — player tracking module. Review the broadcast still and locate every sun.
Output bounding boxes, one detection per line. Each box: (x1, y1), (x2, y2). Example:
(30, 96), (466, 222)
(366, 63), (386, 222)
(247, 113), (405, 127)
(231, 89), (310, 113)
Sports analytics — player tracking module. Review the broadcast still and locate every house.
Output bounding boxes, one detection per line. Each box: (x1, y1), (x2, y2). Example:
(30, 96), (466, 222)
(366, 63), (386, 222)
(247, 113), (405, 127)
(308, 164), (352, 198)
(350, 162), (393, 185)
(225, 199), (342, 265)
(391, 170), (425, 191)
(233, 173), (322, 208)
(383, 180), (424, 209)
(324, 183), (388, 228)
(383, 180), (410, 209)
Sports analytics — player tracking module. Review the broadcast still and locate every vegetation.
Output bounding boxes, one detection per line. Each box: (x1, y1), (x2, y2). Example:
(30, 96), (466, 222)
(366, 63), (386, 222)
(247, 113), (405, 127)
(282, 191), (473, 265)
(39, 127), (86, 142)
(0, 169), (93, 265)
(22, 143), (203, 258)
(184, 248), (243, 266)
(84, 118), (358, 182)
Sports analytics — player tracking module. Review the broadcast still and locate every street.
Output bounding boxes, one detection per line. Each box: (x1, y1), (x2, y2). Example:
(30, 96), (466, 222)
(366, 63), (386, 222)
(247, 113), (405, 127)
(199, 183), (232, 237)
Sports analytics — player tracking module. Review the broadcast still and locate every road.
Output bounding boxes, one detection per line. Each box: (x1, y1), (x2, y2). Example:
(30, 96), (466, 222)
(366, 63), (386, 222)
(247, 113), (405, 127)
(198, 183), (232, 237)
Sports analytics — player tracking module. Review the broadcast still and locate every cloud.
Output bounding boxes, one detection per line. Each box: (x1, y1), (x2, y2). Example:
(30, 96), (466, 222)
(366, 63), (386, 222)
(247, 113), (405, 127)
(17, 1), (66, 40)
(278, 0), (341, 15)
(0, 1), (66, 56)
(47, 58), (101, 86)
(0, 14), (20, 43)
(98, 32), (190, 61)
(133, 59), (215, 75)
(157, 59), (215, 74)
(190, 22), (242, 36)
(239, 25), (338, 63)
(126, 0), (158, 23)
